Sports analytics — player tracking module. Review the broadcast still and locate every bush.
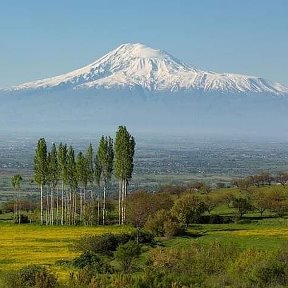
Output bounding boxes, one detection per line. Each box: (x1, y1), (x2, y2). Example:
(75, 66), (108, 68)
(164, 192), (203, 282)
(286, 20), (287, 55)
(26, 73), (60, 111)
(145, 210), (168, 236)
(256, 261), (287, 287)
(235, 218), (252, 224)
(115, 233), (132, 245)
(73, 233), (120, 256)
(73, 251), (113, 273)
(130, 229), (155, 244)
(198, 215), (233, 224)
(68, 268), (100, 288)
(14, 214), (30, 224)
(73, 232), (155, 257)
(19, 214), (30, 224)
(114, 241), (142, 273)
(145, 209), (185, 238)
(163, 219), (185, 238)
(2, 265), (58, 288)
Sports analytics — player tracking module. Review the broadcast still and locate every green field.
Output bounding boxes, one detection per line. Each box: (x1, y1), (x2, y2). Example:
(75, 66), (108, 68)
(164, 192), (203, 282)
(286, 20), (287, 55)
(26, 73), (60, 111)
(1, 218), (288, 279)
(1, 183), (288, 286)
(0, 223), (131, 280)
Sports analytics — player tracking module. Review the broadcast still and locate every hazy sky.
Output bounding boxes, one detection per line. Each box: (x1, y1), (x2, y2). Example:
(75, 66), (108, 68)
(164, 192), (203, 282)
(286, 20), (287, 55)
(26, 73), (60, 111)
(0, 0), (287, 88)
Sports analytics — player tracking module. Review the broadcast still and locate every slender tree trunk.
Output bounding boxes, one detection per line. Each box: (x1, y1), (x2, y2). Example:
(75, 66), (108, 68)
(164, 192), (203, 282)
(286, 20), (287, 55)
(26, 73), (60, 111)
(68, 189), (72, 225)
(46, 186), (49, 225)
(103, 184), (106, 225)
(56, 186), (59, 225)
(14, 196), (17, 223)
(97, 193), (100, 225)
(72, 191), (74, 225)
(123, 179), (127, 223)
(61, 181), (64, 225)
(18, 191), (21, 224)
(118, 181), (122, 225)
(65, 189), (68, 224)
(73, 191), (77, 225)
(40, 184), (43, 224)
(121, 179), (125, 225)
(50, 187), (54, 225)
(80, 188), (83, 224)
(83, 188), (86, 225)
(90, 189), (93, 226)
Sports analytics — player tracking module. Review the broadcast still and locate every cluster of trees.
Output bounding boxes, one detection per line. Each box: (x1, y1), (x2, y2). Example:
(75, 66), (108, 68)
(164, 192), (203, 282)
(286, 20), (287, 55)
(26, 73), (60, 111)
(33, 126), (135, 225)
(124, 190), (213, 238)
(123, 182), (288, 233)
(232, 171), (288, 191)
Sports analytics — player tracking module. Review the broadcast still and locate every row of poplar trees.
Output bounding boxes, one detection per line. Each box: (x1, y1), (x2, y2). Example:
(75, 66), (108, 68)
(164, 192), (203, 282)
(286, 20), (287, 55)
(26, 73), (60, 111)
(34, 126), (135, 225)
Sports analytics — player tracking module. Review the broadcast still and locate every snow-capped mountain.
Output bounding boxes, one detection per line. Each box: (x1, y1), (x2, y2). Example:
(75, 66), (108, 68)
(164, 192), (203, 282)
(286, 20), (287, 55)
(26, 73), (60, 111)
(6, 43), (288, 95)
(1, 43), (288, 137)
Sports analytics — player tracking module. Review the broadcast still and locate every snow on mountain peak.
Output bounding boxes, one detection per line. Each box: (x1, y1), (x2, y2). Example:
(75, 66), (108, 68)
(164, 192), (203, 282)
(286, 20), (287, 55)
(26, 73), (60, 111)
(8, 43), (288, 95)
(115, 43), (166, 59)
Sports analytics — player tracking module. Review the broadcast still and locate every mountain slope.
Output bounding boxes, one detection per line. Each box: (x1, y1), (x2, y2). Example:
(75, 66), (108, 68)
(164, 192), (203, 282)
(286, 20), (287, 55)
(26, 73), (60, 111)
(1, 43), (288, 137)
(6, 43), (288, 95)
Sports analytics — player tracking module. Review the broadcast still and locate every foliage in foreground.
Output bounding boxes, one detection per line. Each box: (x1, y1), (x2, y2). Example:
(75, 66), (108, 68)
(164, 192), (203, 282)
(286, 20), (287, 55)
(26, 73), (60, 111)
(3, 236), (288, 288)
(68, 242), (288, 288)
(1, 265), (57, 288)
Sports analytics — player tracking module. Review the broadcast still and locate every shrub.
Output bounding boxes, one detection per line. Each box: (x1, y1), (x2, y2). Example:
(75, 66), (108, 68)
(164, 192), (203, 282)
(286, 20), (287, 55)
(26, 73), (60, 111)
(114, 241), (142, 273)
(163, 219), (185, 238)
(145, 210), (168, 236)
(228, 248), (269, 286)
(198, 215), (233, 224)
(235, 218), (252, 224)
(68, 268), (98, 288)
(2, 265), (58, 288)
(255, 261), (287, 287)
(115, 232), (132, 245)
(73, 233), (120, 256)
(130, 229), (155, 244)
(0, 270), (20, 288)
(19, 214), (30, 224)
(73, 232), (155, 257)
(145, 209), (185, 238)
(73, 251), (113, 273)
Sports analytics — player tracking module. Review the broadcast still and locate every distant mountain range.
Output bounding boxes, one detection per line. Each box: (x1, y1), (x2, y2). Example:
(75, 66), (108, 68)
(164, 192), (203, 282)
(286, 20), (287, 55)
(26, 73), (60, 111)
(1, 43), (288, 137)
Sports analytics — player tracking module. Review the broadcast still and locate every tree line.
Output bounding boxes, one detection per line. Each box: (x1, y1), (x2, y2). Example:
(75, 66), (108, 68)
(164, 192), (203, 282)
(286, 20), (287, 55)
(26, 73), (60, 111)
(33, 126), (135, 225)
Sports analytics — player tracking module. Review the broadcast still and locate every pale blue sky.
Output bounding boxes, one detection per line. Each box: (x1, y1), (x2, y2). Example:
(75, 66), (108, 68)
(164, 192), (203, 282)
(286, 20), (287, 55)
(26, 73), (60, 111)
(0, 0), (287, 88)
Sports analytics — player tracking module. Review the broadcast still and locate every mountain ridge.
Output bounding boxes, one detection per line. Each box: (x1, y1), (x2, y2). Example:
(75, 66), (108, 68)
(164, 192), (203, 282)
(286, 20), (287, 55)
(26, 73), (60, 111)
(4, 43), (288, 95)
(1, 43), (288, 136)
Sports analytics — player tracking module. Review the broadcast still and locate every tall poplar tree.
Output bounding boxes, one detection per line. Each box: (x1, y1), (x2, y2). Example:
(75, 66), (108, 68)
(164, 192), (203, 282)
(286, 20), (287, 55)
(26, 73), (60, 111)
(34, 138), (48, 225)
(85, 144), (94, 225)
(76, 151), (88, 223)
(67, 145), (78, 225)
(96, 136), (114, 225)
(11, 174), (23, 224)
(94, 153), (102, 225)
(85, 144), (94, 187)
(48, 143), (59, 225)
(114, 126), (135, 224)
(58, 143), (67, 225)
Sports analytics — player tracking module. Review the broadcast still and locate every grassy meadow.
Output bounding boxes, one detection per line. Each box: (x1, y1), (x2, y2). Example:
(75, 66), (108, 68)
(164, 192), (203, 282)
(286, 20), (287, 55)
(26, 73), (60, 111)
(0, 224), (130, 280)
(1, 183), (288, 286)
(1, 217), (288, 278)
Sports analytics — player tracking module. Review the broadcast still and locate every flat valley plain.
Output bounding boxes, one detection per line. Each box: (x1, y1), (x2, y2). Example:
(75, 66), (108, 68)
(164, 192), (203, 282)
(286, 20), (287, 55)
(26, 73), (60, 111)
(1, 133), (288, 201)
